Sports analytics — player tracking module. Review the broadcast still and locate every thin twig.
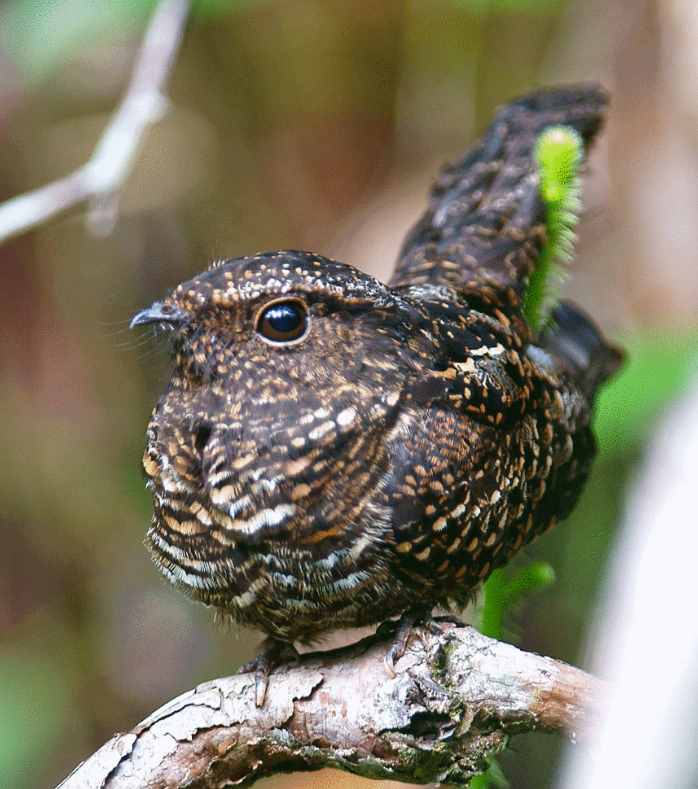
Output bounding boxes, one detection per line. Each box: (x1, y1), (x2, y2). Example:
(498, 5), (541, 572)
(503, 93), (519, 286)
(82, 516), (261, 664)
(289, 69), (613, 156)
(0, 0), (190, 245)
(57, 622), (600, 788)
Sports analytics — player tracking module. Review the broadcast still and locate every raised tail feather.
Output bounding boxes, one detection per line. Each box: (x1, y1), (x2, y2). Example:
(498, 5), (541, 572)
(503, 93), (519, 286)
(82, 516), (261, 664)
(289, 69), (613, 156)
(539, 301), (623, 399)
(390, 84), (608, 313)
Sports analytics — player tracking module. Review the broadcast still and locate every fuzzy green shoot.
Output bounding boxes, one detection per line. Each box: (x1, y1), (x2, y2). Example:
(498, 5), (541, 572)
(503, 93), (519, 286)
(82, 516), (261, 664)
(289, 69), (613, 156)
(471, 562), (556, 788)
(478, 562), (556, 640)
(473, 124), (584, 788)
(523, 125), (584, 330)
(469, 757), (509, 789)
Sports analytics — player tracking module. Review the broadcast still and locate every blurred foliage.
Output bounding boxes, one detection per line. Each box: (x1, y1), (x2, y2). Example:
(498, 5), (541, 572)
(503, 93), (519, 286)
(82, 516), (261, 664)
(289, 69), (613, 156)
(1, 1), (696, 789)
(454, 0), (561, 10)
(0, 0), (262, 82)
(0, 0), (567, 84)
(595, 331), (698, 453)
(0, 617), (78, 788)
(0, 0), (148, 81)
(478, 561), (556, 642)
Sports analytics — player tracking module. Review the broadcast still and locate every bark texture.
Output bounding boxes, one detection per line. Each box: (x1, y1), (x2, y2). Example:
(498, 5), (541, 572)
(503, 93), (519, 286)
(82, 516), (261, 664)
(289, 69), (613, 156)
(58, 622), (599, 788)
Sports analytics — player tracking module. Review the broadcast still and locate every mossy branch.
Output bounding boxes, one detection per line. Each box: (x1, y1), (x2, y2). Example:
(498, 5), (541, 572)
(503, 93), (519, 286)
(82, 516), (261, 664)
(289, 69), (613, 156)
(57, 623), (599, 788)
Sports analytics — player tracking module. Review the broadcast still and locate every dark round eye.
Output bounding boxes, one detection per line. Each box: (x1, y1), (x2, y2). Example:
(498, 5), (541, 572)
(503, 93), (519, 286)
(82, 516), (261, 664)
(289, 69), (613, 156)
(256, 299), (308, 344)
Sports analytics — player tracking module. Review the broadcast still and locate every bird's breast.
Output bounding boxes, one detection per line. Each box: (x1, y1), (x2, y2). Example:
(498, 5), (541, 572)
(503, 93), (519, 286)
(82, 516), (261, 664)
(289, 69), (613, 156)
(146, 470), (409, 641)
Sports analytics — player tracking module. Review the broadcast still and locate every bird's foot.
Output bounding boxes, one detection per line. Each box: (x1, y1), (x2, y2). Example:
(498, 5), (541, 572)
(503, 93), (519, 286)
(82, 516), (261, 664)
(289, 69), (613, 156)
(383, 606), (442, 678)
(238, 638), (299, 707)
(429, 612), (466, 628)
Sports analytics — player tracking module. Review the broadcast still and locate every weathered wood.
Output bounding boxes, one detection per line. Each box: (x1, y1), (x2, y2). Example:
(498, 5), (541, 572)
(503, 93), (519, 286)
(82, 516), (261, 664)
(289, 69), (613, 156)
(58, 622), (599, 788)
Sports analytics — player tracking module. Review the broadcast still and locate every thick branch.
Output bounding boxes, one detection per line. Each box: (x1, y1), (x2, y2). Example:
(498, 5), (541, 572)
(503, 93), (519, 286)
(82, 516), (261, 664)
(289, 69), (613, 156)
(0, 0), (190, 245)
(57, 622), (600, 788)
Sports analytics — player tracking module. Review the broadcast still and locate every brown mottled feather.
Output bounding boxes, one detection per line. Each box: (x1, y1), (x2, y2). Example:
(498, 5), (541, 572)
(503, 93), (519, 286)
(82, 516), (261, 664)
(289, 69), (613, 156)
(133, 85), (621, 646)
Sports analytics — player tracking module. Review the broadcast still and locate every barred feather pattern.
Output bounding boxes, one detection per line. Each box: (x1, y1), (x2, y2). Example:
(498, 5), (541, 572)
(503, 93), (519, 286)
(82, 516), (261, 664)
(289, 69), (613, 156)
(136, 86), (621, 644)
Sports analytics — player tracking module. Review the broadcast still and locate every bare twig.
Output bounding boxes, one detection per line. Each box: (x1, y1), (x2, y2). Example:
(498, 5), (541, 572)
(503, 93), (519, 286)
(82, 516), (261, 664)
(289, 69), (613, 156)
(0, 0), (190, 245)
(57, 622), (600, 788)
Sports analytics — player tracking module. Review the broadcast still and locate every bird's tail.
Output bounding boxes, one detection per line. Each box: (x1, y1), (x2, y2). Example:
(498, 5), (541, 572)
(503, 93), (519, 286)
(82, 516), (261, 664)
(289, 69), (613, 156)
(539, 301), (623, 399)
(390, 84), (608, 308)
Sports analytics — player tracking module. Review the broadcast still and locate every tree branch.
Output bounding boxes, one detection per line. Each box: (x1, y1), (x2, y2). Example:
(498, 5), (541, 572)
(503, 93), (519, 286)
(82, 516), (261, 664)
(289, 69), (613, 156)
(57, 622), (600, 788)
(0, 0), (190, 245)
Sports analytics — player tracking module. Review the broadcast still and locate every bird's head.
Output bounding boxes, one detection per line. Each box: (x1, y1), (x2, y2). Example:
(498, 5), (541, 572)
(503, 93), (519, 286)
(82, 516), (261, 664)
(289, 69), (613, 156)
(130, 252), (436, 532)
(131, 251), (429, 404)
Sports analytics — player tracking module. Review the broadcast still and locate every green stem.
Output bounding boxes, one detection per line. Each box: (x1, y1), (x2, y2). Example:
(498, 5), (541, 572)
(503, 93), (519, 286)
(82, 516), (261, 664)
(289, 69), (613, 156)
(523, 125), (583, 330)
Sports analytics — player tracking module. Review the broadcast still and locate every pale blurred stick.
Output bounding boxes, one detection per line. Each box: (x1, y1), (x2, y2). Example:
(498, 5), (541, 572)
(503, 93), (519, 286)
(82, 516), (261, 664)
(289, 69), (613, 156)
(57, 623), (600, 788)
(559, 377), (698, 788)
(0, 0), (190, 245)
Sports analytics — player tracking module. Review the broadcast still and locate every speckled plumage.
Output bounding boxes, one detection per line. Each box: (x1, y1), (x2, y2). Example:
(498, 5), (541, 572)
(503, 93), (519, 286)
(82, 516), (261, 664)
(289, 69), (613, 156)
(134, 85), (621, 649)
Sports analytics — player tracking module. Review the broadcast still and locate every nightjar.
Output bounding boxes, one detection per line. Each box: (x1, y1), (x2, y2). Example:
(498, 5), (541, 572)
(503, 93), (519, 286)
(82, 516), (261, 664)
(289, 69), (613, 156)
(132, 85), (622, 702)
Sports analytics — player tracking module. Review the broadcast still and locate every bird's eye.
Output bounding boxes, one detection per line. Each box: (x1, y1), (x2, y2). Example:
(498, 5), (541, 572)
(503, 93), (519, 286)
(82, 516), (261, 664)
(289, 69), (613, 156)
(256, 299), (309, 345)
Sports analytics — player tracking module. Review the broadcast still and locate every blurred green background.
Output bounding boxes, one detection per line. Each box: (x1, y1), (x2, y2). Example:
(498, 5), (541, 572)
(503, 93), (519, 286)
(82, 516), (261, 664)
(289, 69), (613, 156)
(1, 1), (696, 787)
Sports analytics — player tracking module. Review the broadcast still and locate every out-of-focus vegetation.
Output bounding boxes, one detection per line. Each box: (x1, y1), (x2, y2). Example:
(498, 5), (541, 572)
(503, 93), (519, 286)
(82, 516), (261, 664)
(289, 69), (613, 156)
(0, 1), (696, 788)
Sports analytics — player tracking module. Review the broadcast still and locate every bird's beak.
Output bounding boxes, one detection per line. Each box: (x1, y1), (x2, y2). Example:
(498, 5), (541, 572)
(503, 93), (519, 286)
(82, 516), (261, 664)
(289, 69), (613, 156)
(129, 301), (187, 329)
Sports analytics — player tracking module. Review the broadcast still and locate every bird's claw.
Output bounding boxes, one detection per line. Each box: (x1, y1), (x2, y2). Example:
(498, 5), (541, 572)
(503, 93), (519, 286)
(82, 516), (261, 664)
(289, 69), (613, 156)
(383, 608), (435, 677)
(237, 639), (299, 707)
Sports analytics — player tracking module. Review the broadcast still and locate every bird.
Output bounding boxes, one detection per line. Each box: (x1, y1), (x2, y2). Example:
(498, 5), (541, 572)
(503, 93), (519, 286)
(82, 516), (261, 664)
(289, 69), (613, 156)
(131, 84), (622, 705)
